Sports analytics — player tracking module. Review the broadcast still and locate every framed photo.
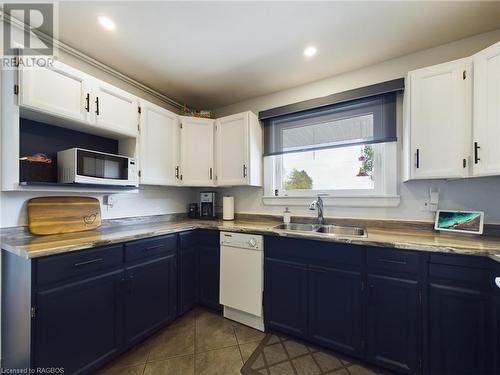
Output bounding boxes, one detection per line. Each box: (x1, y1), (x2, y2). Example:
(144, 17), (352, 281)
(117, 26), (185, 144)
(434, 210), (484, 235)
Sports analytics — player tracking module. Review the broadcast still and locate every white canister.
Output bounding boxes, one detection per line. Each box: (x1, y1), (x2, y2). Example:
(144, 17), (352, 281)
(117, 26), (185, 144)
(223, 196), (235, 221)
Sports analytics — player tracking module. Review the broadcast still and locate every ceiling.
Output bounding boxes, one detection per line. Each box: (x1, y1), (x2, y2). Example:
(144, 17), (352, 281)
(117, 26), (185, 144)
(55, 1), (500, 109)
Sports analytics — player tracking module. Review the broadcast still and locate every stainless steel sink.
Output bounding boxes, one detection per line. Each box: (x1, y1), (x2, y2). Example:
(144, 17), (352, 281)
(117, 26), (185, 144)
(272, 223), (367, 237)
(272, 223), (319, 232)
(315, 225), (367, 237)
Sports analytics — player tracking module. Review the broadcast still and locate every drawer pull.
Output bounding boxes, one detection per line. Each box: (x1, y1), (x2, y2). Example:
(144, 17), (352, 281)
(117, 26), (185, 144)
(145, 244), (163, 251)
(74, 258), (103, 267)
(378, 258), (407, 265)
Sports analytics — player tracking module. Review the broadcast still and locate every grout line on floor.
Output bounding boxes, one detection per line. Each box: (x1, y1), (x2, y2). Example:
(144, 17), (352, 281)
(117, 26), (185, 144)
(196, 343), (242, 355)
(146, 351), (195, 364)
(231, 320), (245, 366)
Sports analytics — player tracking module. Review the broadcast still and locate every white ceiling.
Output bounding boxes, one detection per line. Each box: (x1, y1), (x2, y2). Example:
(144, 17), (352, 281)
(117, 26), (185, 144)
(56, 1), (500, 109)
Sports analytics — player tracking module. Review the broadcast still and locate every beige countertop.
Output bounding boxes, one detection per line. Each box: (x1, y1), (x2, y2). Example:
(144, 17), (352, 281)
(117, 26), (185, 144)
(2, 218), (500, 262)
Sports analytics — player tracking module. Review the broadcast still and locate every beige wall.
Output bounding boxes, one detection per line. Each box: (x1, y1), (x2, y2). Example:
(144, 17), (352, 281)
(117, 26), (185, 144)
(214, 29), (500, 224)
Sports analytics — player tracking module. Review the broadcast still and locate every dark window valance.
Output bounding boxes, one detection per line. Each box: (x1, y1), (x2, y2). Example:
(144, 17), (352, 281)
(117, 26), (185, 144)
(259, 78), (404, 121)
(261, 80), (403, 157)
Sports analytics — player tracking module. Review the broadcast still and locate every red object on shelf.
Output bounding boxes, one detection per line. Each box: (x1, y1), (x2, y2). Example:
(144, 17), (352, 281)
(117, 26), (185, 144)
(356, 168), (368, 177)
(358, 148), (366, 161)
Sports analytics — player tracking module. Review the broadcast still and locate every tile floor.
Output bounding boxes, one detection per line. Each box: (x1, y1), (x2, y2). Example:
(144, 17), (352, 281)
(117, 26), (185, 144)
(97, 308), (385, 375)
(241, 333), (390, 375)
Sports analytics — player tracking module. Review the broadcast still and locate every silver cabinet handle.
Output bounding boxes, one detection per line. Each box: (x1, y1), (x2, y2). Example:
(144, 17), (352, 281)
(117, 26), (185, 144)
(74, 258), (103, 267)
(495, 277), (500, 289)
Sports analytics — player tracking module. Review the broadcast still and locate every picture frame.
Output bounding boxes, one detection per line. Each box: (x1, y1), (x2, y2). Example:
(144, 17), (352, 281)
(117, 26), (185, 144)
(434, 210), (484, 235)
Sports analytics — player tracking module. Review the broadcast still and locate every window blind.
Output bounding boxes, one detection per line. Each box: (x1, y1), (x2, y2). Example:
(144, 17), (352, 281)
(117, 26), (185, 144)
(263, 92), (397, 156)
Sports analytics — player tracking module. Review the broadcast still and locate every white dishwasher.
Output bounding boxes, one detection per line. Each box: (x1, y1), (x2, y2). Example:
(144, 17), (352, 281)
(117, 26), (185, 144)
(219, 231), (264, 331)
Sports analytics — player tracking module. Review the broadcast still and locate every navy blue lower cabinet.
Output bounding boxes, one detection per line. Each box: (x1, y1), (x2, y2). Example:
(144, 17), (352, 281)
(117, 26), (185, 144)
(264, 258), (308, 338)
(428, 282), (489, 375)
(496, 296), (500, 374)
(178, 231), (198, 315)
(198, 245), (221, 311)
(366, 274), (420, 374)
(124, 254), (177, 346)
(308, 265), (363, 357)
(34, 270), (123, 374)
(197, 230), (221, 311)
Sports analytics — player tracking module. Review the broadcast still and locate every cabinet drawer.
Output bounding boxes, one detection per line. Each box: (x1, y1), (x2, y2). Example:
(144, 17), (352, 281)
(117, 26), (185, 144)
(36, 245), (123, 285)
(430, 253), (491, 269)
(125, 234), (177, 262)
(179, 231), (197, 249)
(265, 236), (363, 268)
(429, 263), (489, 288)
(367, 248), (420, 276)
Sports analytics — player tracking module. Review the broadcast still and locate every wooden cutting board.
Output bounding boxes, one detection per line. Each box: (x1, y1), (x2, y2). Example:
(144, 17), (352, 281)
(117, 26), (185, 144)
(28, 197), (102, 235)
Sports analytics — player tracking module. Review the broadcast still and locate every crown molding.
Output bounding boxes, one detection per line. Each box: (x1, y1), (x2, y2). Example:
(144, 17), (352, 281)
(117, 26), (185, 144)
(1, 11), (185, 111)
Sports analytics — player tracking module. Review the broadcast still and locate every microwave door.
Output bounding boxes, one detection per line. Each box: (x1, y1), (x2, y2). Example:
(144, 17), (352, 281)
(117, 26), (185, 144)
(104, 155), (128, 180)
(77, 151), (105, 178)
(73, 149), (134, 186)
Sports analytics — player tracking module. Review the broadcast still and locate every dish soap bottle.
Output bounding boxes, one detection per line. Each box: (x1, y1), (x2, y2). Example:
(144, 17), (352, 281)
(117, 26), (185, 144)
(283, 207), (291, 224)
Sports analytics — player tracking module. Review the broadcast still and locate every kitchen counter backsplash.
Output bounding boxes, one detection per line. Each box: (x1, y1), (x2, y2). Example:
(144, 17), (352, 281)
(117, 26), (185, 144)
(2, 213), (500, 262)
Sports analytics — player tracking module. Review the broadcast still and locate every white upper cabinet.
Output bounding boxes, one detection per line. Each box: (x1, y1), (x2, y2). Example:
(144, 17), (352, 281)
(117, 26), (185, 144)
(180, 116), (215, 186)
(18, 61), (139, 138)
(91, 79), (139, 137)
(139, 101), (180, 186)
(18, 61), (91, 123)
(472, 42), (500, 177)
(215, 111), (262, 186)
(405, 58), (472, 180)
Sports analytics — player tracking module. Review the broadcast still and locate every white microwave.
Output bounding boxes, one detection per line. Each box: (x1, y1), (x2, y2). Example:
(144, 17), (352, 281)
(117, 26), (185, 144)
(57, 148), (138, 187)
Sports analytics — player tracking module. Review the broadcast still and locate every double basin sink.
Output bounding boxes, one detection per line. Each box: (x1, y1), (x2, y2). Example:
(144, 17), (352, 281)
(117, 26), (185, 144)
(272, 223), (367, 237)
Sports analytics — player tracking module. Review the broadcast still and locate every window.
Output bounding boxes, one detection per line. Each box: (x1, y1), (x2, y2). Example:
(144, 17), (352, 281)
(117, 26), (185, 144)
(262, 90), (399, 201)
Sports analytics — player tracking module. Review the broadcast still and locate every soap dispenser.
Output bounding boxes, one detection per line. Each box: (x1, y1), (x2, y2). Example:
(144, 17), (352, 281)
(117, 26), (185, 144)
(283, 207), (291, 224)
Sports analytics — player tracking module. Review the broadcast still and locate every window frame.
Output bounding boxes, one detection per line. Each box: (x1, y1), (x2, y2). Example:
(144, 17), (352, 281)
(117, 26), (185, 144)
(263, 143), (399, 207)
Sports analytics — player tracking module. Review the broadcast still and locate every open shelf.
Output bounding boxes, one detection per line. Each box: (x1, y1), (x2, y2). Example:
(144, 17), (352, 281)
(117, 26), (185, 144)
(18, 181), (139, 193)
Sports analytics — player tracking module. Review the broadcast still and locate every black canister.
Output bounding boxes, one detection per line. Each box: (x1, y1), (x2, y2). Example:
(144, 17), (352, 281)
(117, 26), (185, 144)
(188, 203), (199, 219)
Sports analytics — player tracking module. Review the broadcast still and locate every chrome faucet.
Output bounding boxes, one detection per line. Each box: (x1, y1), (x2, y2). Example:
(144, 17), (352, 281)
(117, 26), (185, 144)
(309, 196), (325, 225)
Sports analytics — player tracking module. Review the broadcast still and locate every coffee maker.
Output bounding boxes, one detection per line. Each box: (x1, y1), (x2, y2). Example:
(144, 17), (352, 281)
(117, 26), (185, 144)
(199, 191), (216, 219)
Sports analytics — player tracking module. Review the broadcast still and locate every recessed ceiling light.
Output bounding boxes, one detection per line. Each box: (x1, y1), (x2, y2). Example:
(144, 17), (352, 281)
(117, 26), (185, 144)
(304, 46), (317, 58)
(98, 16), (116, 31)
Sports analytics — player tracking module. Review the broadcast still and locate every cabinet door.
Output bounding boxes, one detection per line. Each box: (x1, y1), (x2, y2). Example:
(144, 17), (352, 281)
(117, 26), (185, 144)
(178, 243), (198, 315)
(472, 42), (500, 177)
(216, 112), (249, 186)
(408, 59), (471, 179)
(139, 101), (180, 185)
(180, 117), (215, 186)
(198, 245), (221, 311)
(19, 61), (90, 123)
(92, 79), (139, 137)
(429, 283), (489, 375)
(34, 270), (122, 374)
(496, 296), (500, 374)
(366, 274), (420, 375)
(264, 258), (308, 338)
(493, 271), (500, 374)
(308, 265), (363, 357)
(125, 255), (176, 346)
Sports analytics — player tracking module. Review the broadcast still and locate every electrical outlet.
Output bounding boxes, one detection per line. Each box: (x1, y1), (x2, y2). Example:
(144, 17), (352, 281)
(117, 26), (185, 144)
(104, 195), (116, 209)
(421, 200), (430, 211)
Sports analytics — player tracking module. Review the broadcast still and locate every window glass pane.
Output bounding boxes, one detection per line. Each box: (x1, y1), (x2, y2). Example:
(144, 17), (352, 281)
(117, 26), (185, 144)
(282, 144), (375, 191)
(283, 114), (374, 153)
